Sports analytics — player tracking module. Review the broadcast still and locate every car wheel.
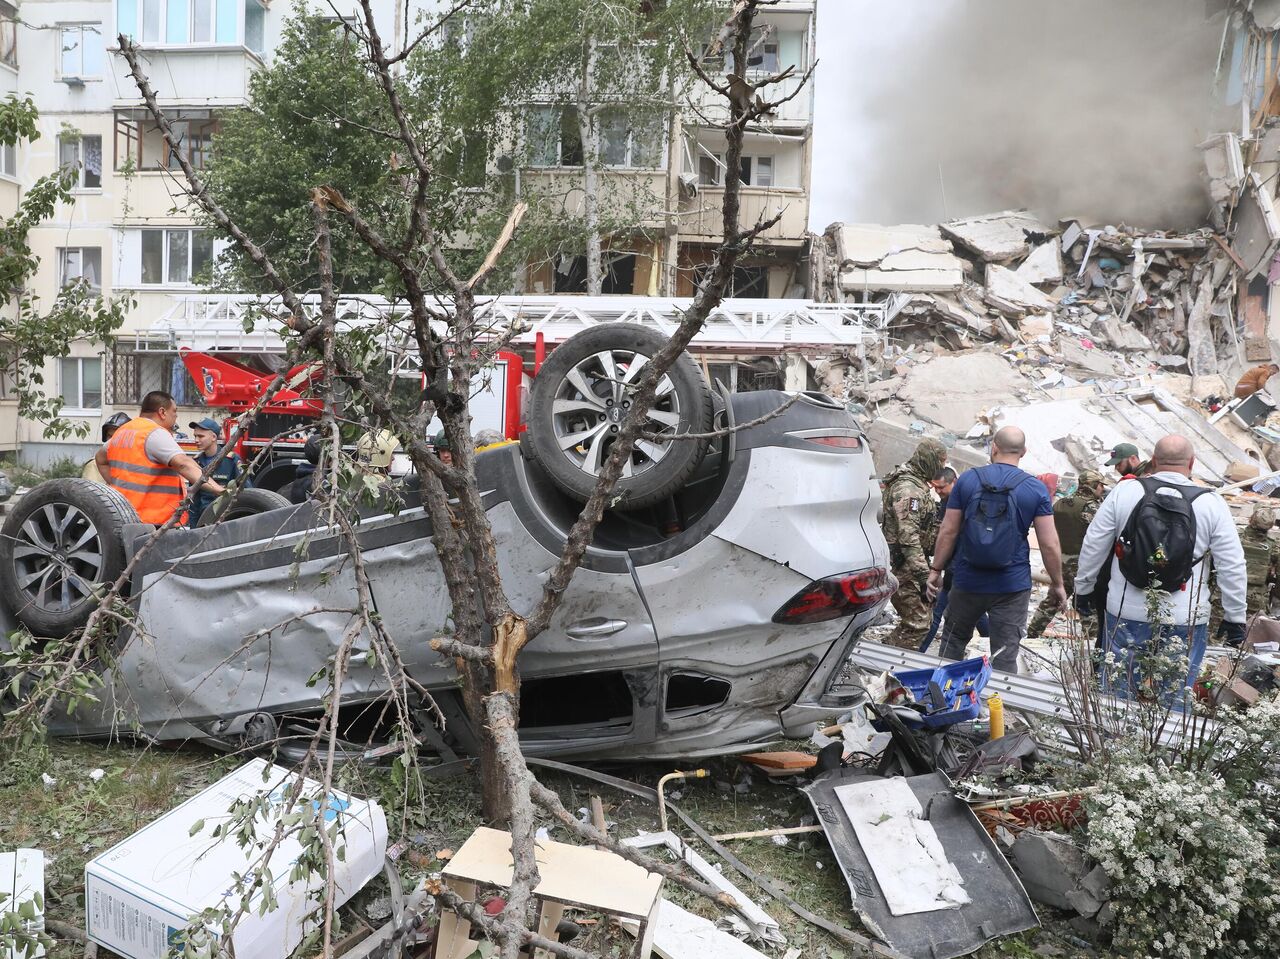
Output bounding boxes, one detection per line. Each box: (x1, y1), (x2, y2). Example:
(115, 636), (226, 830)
(525, 324), (713, 509)
(197, 488), (292, 527)
(0, 479), (138, 638)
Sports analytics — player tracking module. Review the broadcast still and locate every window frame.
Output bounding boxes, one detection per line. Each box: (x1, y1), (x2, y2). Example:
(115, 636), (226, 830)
(114, 108), (219, 172)
(598, 109), (665, 170)
(525, 105), (584, 169)
(116, 0), (258, 49)
(138, 228), (213, 287)
(0, 0), (16, 70)
(0, 142), (15, 180)
(58, 134), (104, 190)
(57, 23), (106, 80)
(57, 246), (103, 290)
(59, 356), (103, 414)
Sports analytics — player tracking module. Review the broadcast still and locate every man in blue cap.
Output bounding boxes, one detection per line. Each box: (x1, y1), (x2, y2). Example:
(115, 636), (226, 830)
(188, 417), (242, 525)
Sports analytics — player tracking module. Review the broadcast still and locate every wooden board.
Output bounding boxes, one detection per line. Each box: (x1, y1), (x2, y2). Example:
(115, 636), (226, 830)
(834, 779), (970, 917)
(738, 751), (816, 771)
(444, 827), (662, 920)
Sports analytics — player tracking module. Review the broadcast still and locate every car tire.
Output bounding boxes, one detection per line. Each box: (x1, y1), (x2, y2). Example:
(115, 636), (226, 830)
(524, 324), (713, 509)
(0, 479), (138, 638)
(197, 488), (292, 527)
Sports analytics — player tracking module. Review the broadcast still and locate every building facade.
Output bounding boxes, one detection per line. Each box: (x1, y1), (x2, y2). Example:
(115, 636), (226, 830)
(1, 0), (815, 465)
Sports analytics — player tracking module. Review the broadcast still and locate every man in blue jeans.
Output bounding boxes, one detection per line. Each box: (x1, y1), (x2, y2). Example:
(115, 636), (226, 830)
(1073, 434), (1247, 697)
(926, 426), (1067, 673)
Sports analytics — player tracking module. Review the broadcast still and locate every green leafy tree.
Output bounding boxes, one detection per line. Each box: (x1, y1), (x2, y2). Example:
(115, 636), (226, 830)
(0, 96), (130, 439)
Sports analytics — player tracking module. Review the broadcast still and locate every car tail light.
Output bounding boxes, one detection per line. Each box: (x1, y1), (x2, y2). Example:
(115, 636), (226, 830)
(772, 568), (898, 625)
(803, 434), (863, 449)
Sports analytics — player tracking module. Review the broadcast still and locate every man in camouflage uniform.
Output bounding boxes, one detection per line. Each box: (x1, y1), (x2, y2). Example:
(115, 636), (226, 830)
(882, 438), (948, 650)
(1210, 506), (1277, 636)
(1027, 469), (1107, 639)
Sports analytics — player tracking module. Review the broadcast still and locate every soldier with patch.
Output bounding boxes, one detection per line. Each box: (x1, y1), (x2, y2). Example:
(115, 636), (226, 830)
(1241, 506), (1277, 619)
(1027, 469), (1107, 639)
(881, 438), (948, 650)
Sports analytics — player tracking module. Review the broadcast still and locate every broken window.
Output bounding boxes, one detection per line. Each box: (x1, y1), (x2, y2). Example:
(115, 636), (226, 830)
(59, 134), (103, 189)
(694, 263), (769, 298)
(747, 39), (778, 74)
(665, 673), (731, 716)
(525, 105), (583, 167)
(553, 253), (637, 294)
(698, 152), (723, 186)
(59, 24), (105, 79)
(58, 247), (102, 289)
(738, 154), (773, 187)
(599, 109), (663, 168)
(519, 672), (633, 730)
(115, 109), (219, 171)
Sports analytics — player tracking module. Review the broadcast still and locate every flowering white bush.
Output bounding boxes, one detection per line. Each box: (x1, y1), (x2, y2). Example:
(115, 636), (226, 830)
(1086, 752), (1278, 958)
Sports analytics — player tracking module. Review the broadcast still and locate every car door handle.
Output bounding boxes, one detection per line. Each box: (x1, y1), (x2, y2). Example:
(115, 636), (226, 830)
(565, 617), (628, 639)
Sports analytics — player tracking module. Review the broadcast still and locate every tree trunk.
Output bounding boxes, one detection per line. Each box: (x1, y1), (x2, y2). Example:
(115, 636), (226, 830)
(579, 38), (603, 295)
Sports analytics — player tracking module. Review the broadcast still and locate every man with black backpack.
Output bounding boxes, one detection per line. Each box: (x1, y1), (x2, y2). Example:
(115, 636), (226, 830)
(1073, 435), (1247, 695)
(927, 426), (1068, 672)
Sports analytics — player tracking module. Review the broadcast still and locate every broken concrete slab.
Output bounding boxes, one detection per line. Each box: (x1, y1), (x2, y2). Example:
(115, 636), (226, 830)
(941, 210), (1053, 262)
(1234, 172), (1280, 278)
(841, 267), (963, 294)
(1015, 242), (1065, 285)
(1007, 830), (1088, 911)
(920, 295), (994, 335)
(1058, 338), (1125, 377)
(833, 222), (953, 265)
(898, 351), (1027, 433)
(1099, 314), (1153, 351)
(984, 264), (1058, 314)
(880, 248), (968, 273)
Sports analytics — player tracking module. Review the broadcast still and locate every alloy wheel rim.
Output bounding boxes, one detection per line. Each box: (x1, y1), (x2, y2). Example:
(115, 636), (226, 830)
(11, 502), (104, 612)
(551, 349), (682, 478)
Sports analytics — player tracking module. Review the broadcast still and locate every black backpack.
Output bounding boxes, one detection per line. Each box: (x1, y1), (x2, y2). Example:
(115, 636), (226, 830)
(959, 466), (1035, 570)
(1116, 477), (1209, 592)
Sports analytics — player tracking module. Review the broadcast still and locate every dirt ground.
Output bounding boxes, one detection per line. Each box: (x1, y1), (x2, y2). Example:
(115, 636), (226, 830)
(0, 736), (1094, 958)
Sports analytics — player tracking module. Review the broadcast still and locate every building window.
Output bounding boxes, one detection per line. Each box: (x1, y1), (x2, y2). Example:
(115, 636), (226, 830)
(115, 109), (219, 171)
(140, 229), (212, 285)
(599, 110), (663, 169)
(59, 135), (103, 189)
(694, 263), (769, 298)
(443, 133), (487, 188)
(109, 347), (204, 407)
(739, 155), (773, 187)
(0, 1), (16, 69)
(60, 357), (103, 412)
(0, 142), (15, 178)
(553, 252), (636, 295)
(58, 248), (103, 290)
(698, 152), (723, 186)
(526, 106), (583, 168)
(117, 0), (240, 45)
(59, 24), (105, 79)
(244, 0), (265, 53)
(746, 40), (779, 74)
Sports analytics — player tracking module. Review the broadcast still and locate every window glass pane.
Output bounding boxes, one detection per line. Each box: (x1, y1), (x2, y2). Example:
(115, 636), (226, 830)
(600, 110), (628, 167)
(58, 136), (78, 173)
(59, 248), (79, 285)
(141, 230), (164, 283)
(60, 358), (79, 406)
(192, 0), (213, 42)
(167, 230), (190, 283)
(698, 154), (719, 186)
(778, 30), (803, 70)
(525, 107), (557, 167)
(191, 232), (212, 279)
(83, 248), (102, 288)
(117, 0), (138, 39)
(755, 156), (773, 187)
(82, 359), (102, 409)
(0, 2), (15, 68)
(0, 143), (13, 177)
(632, 116), (663, 169)
(215, 0), (237, 44)
(82, 25), (104, 75)
(83, 136), (102, 188)
(559, 106), (583, 166)
(141, 0), (161, 42)
(167, 0), (188, 43)
(61, 26), (81, 76)
(738, 156), (751, 185)
(244, 0), (264, 52)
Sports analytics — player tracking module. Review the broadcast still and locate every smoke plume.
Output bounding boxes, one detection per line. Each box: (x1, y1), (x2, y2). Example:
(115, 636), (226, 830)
(845, 0), (1222, 230)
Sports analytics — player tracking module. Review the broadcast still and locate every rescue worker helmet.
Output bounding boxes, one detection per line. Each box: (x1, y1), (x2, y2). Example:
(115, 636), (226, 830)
(1250, 506), (1276, 531)
(102, 411), (130, 443)
(356, 429), (400, 470)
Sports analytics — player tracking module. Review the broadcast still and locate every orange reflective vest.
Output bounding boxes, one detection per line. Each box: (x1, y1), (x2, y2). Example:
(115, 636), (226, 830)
(104, 417), (184, 524)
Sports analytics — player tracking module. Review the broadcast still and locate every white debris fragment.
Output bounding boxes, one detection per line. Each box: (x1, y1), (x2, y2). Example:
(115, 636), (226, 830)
(40, 773), (56, 789)
(88, 768), (105, 782)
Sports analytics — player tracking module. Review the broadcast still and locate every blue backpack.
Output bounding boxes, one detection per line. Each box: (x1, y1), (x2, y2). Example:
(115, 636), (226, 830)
(960, 466), (1035, 570)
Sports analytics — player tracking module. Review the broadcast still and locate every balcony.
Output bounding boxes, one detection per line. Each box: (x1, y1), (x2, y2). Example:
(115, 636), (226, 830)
(678, 187), (809, 244)
(109, 45), (262, 106)
(688, 71), (814, 130)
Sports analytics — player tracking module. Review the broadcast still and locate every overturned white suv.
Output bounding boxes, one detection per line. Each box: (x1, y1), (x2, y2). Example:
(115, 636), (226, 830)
(0, 325), (894, 760)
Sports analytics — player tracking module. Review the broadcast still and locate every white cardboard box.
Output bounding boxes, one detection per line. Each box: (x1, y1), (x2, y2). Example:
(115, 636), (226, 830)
(85, 759), (386, 959)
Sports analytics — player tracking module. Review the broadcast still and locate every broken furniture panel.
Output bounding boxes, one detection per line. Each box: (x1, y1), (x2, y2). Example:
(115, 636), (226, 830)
(435, 827), (663, 959)
(804, 770), (1038, 959)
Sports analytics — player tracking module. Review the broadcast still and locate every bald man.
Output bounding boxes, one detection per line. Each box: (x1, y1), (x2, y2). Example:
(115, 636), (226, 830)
(1074, 435), (1247, 697)
(927, 426), (1067, 673)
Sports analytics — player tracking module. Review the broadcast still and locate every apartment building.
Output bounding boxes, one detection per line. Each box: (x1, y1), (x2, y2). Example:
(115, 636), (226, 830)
(1, 0), (815, 465)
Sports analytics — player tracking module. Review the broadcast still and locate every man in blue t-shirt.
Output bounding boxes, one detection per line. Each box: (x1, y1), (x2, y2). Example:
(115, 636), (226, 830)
(925, 426), (1067, 673)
